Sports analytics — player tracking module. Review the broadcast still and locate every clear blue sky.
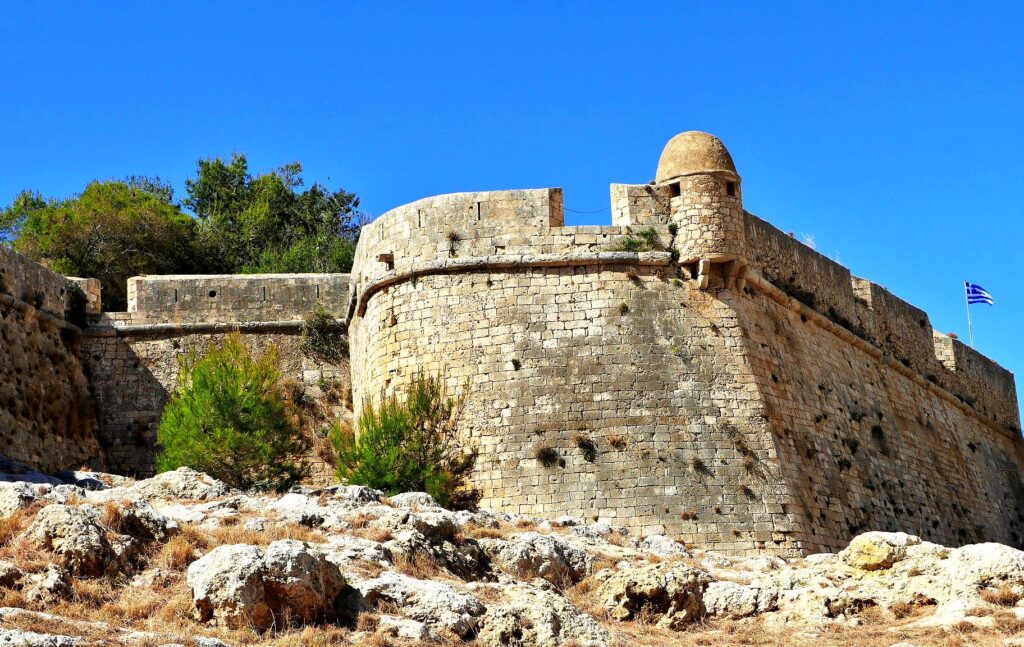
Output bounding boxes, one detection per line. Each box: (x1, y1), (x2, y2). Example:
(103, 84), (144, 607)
(2, 2), (1022, 412)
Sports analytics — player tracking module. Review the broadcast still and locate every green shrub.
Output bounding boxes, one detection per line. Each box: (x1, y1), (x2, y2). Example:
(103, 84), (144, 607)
(332, 374), (480, 510)
(155, 333), (308, 491)
(609, 226), (658, 252)
(300, 304), (348, 363)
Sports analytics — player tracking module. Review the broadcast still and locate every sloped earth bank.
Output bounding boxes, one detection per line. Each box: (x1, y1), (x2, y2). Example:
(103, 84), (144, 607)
(2, 467), (1024, 646)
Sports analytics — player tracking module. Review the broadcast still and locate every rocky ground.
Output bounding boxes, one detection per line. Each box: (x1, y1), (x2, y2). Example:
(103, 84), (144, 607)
(1, 466), (1024, 646)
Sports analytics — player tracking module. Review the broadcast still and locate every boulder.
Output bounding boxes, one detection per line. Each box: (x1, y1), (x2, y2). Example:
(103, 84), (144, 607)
(485, 532), (592, 586)
(388, 492), (439, 509)
(478, 585), (610, 647)
(704, 580), (779, 618)
(840, 532), (921, 571)
(114, 498), (178, 541)
(118, 468), (231, 503)
(357, 571), (485, 638)
(261, 540), (347, 624)
(0, 482), (39, 519)
(596, 562), (712, 630)
(638, 534), (691, 559)
(377, 614), (431, 641)
(186, 541), (345, 630)
(21, 505), (114, 576)
(0, 561), (23, 588)
(24, 566), (72, 603)
(188, 545), (268, 629)
(0, 629), (80, 646)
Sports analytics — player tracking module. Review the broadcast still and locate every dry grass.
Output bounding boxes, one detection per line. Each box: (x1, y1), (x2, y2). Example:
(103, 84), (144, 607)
(392, 551), (442, 580)
(980, 584), (1023, 606)
(0, 500), (43, 545)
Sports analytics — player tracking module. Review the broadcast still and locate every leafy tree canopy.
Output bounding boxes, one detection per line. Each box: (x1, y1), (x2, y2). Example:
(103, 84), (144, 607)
(1, 154), (363, 311)
(2, 179), (196, 311)
(185, 154), (362, 274)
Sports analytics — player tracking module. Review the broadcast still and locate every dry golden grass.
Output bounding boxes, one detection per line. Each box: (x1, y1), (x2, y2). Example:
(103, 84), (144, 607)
(392, 551), (442, 580)
(0, 500), (43, 545)
(981, 584), (1023, 606)
(352, 525), (393, 543)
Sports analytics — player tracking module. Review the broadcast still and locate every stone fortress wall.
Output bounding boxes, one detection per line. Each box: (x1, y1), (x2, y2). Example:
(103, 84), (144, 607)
(0, 246), (103, 472)
(80, 273), (351, 476)
(1, 131), (1021, 556)
(346, 132), (1023, 555)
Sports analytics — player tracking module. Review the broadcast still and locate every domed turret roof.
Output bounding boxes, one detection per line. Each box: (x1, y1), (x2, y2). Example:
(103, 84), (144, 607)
(656, 131), (737, 183)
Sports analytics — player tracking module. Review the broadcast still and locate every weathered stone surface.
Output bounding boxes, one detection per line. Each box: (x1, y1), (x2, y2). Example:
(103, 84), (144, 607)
(186, 541), (345, 631)
(704, 580), (779, 618)
(597, 562), (712, 629)
(0, 629), (81, 647)
(478, 585), (610, 647)
(0, 482), (39, 520)
(21, 505), (113, 576)
(24, 565), (73, 603)
(485, 532), (592, 586)
(388, 492), (439, 509)
(357, 571), (485, 638)
(839, 531), (922, 571)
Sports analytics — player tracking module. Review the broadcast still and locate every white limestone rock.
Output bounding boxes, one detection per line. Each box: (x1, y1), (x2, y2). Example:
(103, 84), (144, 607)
(485, 532), (593, 586)
(357, 571), (485, 638)
(638, 534), (691, 559)
(596, 561), (712, 630)
(376, 614), (431, 641)
(388, 492), (439, 509)
(24, 565), (72, 603)
(477, 585), (610, 647)
(186, 541), (346, 631)
(0, 629), (81, 646)
(21, 505), (113, 576)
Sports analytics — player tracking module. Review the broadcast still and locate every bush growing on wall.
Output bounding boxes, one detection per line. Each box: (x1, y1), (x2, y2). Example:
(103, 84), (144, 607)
(332, 374), (480, 510)
(156, 333), (308, 491)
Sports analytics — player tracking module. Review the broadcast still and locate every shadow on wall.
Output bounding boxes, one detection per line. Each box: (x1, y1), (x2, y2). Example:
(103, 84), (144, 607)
(82, 329), (352, 479)
(82, 334), (167, 477)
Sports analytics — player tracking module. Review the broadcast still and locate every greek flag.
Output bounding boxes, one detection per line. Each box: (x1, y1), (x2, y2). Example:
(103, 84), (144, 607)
(965, 282), (994, 306)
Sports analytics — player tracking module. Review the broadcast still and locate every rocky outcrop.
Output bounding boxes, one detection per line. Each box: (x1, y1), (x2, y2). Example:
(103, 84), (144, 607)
(5, 466), (1024, 645)
(186, 541), (346, 630)
(596, 562), (712, 629)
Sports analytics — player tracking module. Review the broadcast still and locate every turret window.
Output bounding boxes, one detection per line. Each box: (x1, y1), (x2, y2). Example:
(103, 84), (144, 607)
(669, 182), (681, 198)
(726, 181), (736, 197)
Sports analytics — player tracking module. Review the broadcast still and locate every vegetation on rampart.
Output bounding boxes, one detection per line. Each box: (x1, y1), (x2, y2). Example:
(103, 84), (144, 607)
(155, 333), (308, 491)
(332, 373), (481, 510)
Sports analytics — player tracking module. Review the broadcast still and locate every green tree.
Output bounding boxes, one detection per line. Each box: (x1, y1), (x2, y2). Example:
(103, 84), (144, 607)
(2, 180), (197, 310)
(333, 374), (480, 510)
(156, 334), (308, 492)
(185, 154), (362, 274)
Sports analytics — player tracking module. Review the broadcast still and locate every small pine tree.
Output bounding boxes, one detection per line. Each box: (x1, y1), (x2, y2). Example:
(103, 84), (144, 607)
(332, 374), (480, 510)
(156, 333), (308, 491)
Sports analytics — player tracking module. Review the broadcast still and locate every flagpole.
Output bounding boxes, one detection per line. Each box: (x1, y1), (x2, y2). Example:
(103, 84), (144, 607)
(964, 280), (974, 348)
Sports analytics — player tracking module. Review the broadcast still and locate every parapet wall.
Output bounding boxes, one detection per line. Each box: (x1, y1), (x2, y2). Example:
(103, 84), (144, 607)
(126, 273), (350, 325)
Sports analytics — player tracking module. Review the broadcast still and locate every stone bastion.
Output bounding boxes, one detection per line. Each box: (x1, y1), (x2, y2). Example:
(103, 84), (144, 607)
(1, 131), (1021, 556)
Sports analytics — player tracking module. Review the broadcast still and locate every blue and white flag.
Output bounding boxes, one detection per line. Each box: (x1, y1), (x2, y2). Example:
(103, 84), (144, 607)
(965, 282), (994, 306)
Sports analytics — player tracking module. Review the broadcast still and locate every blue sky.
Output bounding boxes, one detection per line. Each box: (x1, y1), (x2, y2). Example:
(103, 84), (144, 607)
(2, 2), (1022, 410)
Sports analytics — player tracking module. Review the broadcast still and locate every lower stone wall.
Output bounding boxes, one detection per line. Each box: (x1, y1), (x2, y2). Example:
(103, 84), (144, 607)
(735, 284), (1024, 553)
(350, 262), (803, 556)
(82, 327), (350, 480)
(350, 257), (1024, 556)
(0, 300), (103, 472)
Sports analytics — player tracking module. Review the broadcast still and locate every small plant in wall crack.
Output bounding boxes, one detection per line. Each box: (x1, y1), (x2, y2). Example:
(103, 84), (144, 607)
(446, 230), (461, 257)
(572, 434), (598, 463)
(533, 442), (563, 468)
(617, 302), (630, 316)
(300, 304), (348, 363)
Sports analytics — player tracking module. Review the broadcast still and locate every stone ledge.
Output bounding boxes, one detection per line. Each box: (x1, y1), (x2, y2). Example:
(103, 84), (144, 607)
(350, 251), (673, 318)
